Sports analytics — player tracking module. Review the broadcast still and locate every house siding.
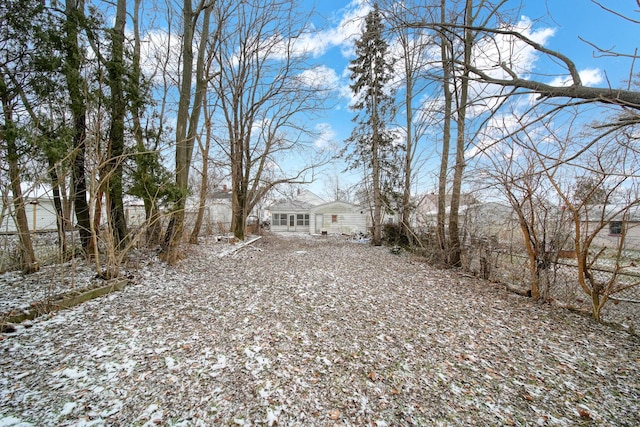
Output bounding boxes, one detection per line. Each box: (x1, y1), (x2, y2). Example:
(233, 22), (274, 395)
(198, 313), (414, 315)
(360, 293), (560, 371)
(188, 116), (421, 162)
(312, 202), (367, 235)
(1, 199), (59, 233)
(269, 200), (368, 235)
(589, 220), (640, 251)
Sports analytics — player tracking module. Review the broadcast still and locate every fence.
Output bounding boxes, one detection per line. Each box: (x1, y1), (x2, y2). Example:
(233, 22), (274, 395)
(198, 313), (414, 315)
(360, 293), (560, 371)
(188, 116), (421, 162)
(464, 241), (640, 333)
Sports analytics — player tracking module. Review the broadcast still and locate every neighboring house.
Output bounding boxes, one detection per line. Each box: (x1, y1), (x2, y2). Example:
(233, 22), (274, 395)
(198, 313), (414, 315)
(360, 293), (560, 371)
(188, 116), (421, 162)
(0, 186), (59, 233)
(463, 201), (516, 245)
(268, 190), (368, 235)
(411, 193), (478, 232)
(585, 204), (640, 251)
(184, 187), (234, 233)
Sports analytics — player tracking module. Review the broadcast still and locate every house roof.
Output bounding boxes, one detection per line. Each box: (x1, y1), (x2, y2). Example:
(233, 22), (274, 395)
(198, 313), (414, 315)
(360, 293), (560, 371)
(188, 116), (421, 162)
(311, 200), (362, 210)
(269, 200), (315, 212)
(584, 204), (640, 222)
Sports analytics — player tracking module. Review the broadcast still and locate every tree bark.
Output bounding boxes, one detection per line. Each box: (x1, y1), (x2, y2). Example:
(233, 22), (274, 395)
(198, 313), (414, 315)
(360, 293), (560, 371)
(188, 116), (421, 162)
(437, 0), (452, 257)
(105, 0), (128, 250)
(447, 0), (473, 268)
(0, 86), (38, 273)
(63, 0), (92, 253)
(161, 2), (210, 263)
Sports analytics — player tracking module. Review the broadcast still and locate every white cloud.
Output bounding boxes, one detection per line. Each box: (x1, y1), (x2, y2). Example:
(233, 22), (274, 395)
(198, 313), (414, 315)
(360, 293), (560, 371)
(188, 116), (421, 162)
(291, 0), (370, 59)
(548, 67), (603, 87)
(314, 122), (337, 150)
(298, 65), (340, 90)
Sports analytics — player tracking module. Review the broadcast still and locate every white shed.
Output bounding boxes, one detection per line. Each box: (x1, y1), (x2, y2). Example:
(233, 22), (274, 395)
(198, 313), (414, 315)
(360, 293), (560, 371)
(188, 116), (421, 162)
(1, 191), (59, 234)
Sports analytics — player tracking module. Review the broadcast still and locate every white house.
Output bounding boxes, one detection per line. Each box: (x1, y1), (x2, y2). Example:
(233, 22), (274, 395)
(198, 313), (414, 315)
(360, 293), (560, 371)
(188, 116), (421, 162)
(184, 188), (234, 233)
(268, 190), (368, 235)
(310, 200), (368, 235)
(585, 204), (640, 251)
(0, 185), (60, 234)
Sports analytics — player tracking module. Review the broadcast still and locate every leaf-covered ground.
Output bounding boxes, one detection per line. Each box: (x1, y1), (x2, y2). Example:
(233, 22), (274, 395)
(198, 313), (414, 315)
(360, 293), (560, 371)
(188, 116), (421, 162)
(1, 234), (639, 426)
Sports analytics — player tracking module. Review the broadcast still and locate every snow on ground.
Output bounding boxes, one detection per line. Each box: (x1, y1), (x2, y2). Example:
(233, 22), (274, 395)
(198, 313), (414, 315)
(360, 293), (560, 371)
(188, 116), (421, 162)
(1, 234), (639, 425)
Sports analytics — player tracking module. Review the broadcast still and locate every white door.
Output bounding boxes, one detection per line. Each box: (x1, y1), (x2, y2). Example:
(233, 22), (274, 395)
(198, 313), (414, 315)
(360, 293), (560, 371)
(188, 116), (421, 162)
(315, 214), (323, 233)
(288, 214), (295, 231)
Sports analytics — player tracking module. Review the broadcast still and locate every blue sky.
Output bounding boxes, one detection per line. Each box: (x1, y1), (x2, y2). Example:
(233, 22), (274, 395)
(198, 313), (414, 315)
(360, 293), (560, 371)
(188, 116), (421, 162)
(128, 0), (637, 200)
(292, 0), (639, 198)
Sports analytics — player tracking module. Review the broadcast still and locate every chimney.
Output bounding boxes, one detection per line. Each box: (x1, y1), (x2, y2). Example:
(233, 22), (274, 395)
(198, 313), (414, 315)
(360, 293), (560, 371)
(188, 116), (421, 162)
(297, 188), (301, 196)
(223, 184), (228, 192)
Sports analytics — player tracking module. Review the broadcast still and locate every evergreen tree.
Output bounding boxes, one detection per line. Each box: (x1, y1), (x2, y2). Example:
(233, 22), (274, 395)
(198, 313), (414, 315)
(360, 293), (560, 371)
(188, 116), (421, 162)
(346, 3), (397, 246)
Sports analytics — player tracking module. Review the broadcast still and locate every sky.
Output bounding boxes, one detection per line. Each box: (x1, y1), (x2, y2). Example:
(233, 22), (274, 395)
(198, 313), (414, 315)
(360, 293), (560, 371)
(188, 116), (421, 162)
(289, 0), (639, 199)
(128, 0), (638, 201)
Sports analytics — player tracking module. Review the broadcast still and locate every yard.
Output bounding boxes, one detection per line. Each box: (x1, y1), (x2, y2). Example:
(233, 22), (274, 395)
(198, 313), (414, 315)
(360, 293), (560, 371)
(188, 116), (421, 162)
(1, 234), (639, 425)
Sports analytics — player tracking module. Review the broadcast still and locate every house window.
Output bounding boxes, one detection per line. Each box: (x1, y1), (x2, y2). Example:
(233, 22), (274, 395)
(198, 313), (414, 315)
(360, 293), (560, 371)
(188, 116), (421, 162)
(296, 214), (309, 226)
(331, 214), (338, 223)
(609, 221), (623, 236)
(272, 213), (287, 226)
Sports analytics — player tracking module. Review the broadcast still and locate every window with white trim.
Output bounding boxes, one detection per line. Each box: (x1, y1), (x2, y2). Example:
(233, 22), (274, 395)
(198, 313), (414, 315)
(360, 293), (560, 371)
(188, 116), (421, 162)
(296, 214), (309, 226)
(272, 213), (287, 226)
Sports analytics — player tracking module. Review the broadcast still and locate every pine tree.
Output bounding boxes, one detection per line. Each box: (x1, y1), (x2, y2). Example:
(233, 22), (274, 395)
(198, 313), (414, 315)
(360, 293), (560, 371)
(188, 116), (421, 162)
(346, 3), (397, 246)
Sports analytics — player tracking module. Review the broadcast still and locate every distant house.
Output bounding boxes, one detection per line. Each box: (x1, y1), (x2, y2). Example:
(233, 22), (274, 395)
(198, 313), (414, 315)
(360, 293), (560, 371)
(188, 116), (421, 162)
(0, 194), (58, 234)
(0, 186), (59, 234)
(184, 187), (233, 233)
(310, 200), (368, 235)
(411, 193), (478, 231)
(585, 204), (640, 251)
(268, 190), (368, 235)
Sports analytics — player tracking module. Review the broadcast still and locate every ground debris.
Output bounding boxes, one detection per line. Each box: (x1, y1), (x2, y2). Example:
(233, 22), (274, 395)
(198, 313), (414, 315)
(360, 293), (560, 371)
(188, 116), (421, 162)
(0, 234), (638, 425)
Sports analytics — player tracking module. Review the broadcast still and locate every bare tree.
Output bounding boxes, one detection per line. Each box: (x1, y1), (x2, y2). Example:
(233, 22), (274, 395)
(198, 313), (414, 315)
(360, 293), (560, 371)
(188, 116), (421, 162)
(161, 1), (212, 264)
(383, 0), (439, 245)
(539, 121), (640, 320)
(209, 0), (330, 240)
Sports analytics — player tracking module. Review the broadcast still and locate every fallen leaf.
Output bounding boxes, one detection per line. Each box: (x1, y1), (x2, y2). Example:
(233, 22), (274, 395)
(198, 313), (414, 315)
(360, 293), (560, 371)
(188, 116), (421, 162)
(328, 409), (340, 420)
(577, 407), (591, 419)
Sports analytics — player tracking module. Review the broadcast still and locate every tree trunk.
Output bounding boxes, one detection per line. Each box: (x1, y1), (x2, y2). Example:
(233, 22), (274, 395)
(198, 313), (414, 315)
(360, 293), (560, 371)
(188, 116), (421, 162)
(161, 0), (195, 264)
(106, 0), (128, 249)
(64, 0), (92, 253)
(401, 32), (414, 244)
(231, 167), (246, 240)
(437, 0), (452, 257)
(447, 0), (473, 268)
(161, 2), (210, 263)
(372, 120), (382, 246)
(189, 138), (209, 244)
(0, 88), (38, 273)
(46, 157), (67, 256)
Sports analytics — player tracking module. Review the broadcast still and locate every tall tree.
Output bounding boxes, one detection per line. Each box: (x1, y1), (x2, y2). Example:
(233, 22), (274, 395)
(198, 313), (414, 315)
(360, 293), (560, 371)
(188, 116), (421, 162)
(0, 0), (50, 273)
(104, 0), (128, 249)
(347, 3), (396, 246)
(210, 0), (329, 240)
(447, 0), (474, 267)
(62, 0), (92, 253)
(128, 0), (172, 247)
(384, 0), (437, 245)
(161, 1), (212, 264)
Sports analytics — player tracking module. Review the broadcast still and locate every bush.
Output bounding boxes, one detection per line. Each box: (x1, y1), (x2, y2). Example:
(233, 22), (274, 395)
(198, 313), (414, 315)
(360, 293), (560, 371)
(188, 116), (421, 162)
(382, 223), (410, 247)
